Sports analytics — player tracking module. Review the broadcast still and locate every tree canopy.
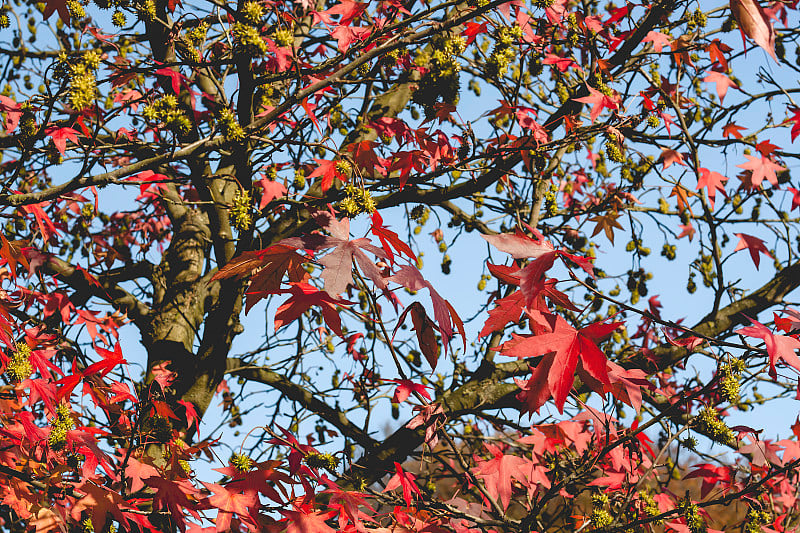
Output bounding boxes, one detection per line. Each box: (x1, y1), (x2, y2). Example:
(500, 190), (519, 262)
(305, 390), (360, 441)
(0, 0), (799, 531)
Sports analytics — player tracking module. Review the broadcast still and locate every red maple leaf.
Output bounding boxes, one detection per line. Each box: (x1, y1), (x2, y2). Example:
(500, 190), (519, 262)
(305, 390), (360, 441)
(213, 245), (308, 311)
(389, 265), (463, 352)
(723, 122), (746, 139)
(314, 0), (366, 25)
(696, 168), (728, 209)
(755, 139), (780, 157)
(370, 211), (416, 264)
(84, 342), (127, 378)
(677, 223), (695, 241)
(733, 233), (772, 269)
(19, 378), (56, 413)
(0, 234), (29, 279)
(256, 176), (287, 209)
(703, 71), (739, 103)
(389, 150), (426, 189)
(306, 159), (345, 194)
(203, 482), (258, 533)
(19, 202), (59, 243)
(481, 227), (554, 259)
(384, 462), (421, 508)
(282, 212), (387, 296)
(44, 126), (79, 155)
(146, 477), (201, 530)
(684, 464), (731, 499)
(213, 459), (289, 505)
(573, 86), (619, 123)
(503, 312), (622, 412)
(736, 154), (786, 188)
(282, 506), (337, 533)
(659, 148), (687, 170)
(730, 0), (777, 61)
(786, 187), (800, 211)
(480, 290), (525, 337)
(787, 107), (800, 142)
(462, 21), (489, 45)
(482, 228), (594, 288)
(642, 31), (671, 52)
(736, 317), (800, 378)
(542, 54), (578, 73)
(42, 0), (70, 22)
(473, 443), (537, 510)
(154, 67), (191, 95)
(70, 481), (129, 532)
(394, 301), (440, 369)
(707, 39), (733, 69)
(124, 456), (160, 494)
(0, 96), (22, 133)
(274, 282), (350, 337)
(386, 378), (430, 404)
(330, 24), (371, 52)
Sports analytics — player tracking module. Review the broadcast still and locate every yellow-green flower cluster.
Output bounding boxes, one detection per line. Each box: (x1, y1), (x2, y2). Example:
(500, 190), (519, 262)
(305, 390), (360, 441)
(590, 508), (613, 530)
(592, 71), (614, 97)
(293, 168), (306, 189)
(241, 1), (264, 25)
(143, 95), (192, 134)
(186, 22), (209, 46)
(0, 12), (9, 28)
(49, 403), (75, 450)
(337, 184), (376, 218)
(19, 110), (37, 139)
(605, 140), (625, 163)
(273, 26), (294, 48)
(718, 359), (743, 403)
(556, 82), (569, 103)
(179, 459), (192, 475)
(335, 159), (352, 178)
(229, 189), (253, 231)
(5, 342), (33, 382)
(137, 0), (156, 22)
(695, 406), (734, 445)
(231, 452), (253, 472)
(304, 452), (339, 472)
(590, 493), (612, 530)
(83, 50), (101, 70)
(687, 8), (708, 30)
(638, 491), (662, 523)
(111, 10), (126, 27)
(412, 33), (466, 113)
(744, 509), (770, 533)
(544, 181), (559, 216)
(384, 46), (407, 65)
(217, 108), (246, 141)
(678, 499), (706, 533)
(255, 84), (277, 111)
(66, 0), (85, 19)
(485, 25), (522, 78)
(232, 22), (268, 56)
(68, 63), (97, 111)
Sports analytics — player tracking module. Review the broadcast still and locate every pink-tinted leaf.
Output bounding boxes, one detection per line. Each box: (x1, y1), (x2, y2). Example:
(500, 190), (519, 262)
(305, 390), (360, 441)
(737, 317), (800, 378)
(730, 0), (777, 61)
(733, 233), (772, 269)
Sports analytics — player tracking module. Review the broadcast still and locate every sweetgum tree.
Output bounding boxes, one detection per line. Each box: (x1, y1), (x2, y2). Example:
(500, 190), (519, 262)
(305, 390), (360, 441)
(1, 0), (800, 530)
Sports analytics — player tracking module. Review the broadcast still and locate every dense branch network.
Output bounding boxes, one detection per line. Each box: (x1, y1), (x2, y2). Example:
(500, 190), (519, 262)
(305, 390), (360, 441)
(0, 0), (797, 531)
